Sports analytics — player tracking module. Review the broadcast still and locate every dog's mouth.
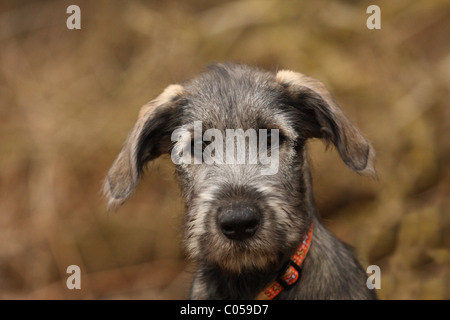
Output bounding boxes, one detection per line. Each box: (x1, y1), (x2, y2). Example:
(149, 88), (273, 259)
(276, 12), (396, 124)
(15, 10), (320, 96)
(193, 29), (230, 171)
(198, 225), (282, 274)
(211, 243), (279, 274)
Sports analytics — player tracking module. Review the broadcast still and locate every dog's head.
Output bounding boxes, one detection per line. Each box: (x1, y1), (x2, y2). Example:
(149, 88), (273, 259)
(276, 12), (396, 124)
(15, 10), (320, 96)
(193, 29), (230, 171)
(104, 63), (375, 273)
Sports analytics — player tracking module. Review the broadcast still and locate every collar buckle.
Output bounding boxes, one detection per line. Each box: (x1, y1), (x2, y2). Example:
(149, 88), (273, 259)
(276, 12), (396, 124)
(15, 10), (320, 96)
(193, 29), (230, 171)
(276, 259), (303, 290)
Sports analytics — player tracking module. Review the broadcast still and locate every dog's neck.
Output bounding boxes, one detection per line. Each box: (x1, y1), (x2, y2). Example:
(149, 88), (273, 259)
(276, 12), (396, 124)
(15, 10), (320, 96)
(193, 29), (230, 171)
(256, 222), (313, 299)
(189, 222), (316, 300)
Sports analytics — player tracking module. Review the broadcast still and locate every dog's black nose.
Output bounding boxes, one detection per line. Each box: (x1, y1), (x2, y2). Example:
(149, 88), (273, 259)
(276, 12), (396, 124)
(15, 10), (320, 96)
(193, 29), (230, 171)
(218, 204), (260, 241)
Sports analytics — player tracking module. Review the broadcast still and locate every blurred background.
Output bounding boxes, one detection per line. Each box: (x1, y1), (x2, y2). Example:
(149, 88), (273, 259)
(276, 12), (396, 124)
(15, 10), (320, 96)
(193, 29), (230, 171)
(0, 0), (448, 300)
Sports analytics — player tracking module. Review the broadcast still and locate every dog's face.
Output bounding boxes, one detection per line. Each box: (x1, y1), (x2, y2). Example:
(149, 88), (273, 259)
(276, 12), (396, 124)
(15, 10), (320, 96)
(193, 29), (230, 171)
(104, 64), (375, 274)
(173, 66), (309, 272)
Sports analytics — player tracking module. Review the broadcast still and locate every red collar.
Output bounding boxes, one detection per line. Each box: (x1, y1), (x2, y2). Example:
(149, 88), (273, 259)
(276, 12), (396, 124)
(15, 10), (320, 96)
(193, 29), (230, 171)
(256, 223), (313, 300)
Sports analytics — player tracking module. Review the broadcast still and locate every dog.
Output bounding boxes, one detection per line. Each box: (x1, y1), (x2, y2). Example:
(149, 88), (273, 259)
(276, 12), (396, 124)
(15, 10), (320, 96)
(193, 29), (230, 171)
(104, 63), (377, 299)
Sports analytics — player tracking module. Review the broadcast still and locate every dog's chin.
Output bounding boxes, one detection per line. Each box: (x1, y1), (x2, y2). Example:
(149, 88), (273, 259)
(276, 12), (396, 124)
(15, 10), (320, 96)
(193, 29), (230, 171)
(205, 242), (279, 275)
(185, 230), (283, 274)
(217, 255), (277, 275)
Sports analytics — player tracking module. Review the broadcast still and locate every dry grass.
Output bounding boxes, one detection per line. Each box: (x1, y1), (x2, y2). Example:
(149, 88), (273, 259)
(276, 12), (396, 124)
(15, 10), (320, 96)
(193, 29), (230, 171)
(0, 0), (448, 299)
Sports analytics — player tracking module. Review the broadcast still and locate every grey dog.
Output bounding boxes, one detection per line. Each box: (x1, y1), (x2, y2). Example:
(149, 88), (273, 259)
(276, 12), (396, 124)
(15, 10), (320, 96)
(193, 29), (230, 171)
(104, 63), (377, 300)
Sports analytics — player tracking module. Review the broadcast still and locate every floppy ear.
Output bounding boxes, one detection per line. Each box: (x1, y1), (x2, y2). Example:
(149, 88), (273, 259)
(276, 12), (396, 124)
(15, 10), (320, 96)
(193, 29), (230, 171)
(104, 84), (184, 209)
(276, 70), (376, 176)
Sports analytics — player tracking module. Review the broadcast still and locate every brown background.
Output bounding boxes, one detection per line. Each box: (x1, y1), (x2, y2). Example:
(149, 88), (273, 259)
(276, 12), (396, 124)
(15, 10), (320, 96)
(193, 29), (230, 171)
(0, 0), (448, 299)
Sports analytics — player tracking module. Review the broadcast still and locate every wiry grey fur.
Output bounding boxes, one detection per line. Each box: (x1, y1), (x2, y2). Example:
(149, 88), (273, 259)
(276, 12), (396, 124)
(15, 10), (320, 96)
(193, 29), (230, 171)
(104, 63), (377, 300)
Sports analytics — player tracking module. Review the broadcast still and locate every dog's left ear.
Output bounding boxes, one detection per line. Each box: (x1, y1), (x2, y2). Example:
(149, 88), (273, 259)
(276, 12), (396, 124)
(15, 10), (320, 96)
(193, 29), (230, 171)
(104, 84), (184, 209)
(276, 70), (376, 176)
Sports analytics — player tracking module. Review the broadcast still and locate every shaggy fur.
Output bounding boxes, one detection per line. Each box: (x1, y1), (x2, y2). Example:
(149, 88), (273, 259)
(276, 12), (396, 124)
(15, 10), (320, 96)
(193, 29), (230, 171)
(104, 63), (377, 300)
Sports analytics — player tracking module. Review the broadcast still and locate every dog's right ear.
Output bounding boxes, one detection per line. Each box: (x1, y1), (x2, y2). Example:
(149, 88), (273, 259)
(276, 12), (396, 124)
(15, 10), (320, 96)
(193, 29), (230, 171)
(103, 84), (184, 209)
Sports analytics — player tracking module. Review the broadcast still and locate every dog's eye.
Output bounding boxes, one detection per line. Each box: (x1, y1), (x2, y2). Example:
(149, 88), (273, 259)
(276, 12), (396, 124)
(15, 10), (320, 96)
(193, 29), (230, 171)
(191, 138), (207, 158)
(267, 131), (272, 143)
(265, 130), (285, 149)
